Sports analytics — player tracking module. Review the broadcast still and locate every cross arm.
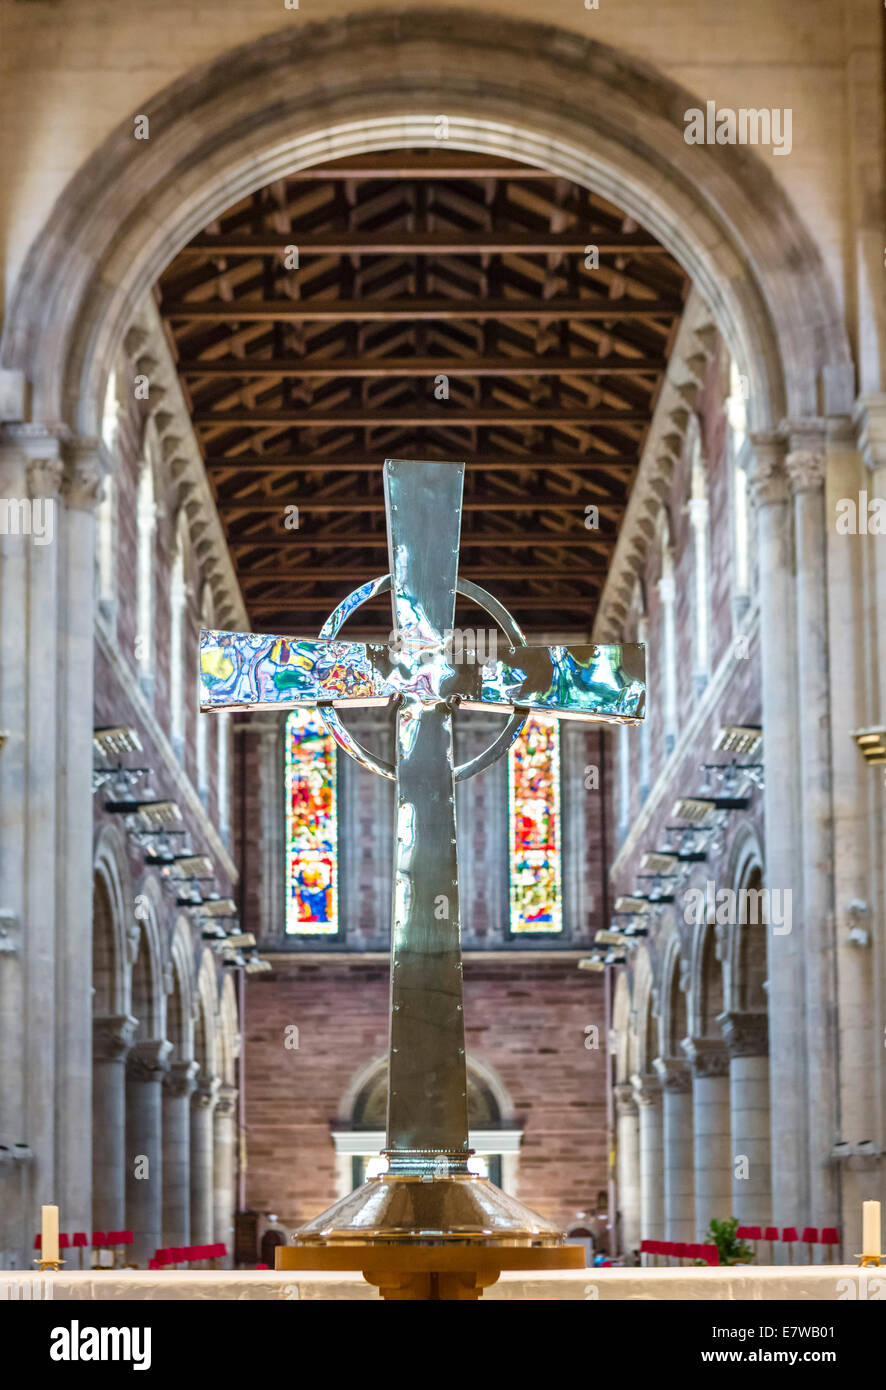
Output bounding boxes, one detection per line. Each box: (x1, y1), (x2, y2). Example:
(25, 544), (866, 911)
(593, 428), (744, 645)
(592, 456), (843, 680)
(199, 628), (390, 711)
(447, 642), (646, 722)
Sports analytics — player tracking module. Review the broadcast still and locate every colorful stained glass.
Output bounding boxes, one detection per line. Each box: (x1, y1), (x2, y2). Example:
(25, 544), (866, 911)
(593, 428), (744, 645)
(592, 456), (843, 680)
(285, 709), (338, 935)
(508, 714), (562, 933)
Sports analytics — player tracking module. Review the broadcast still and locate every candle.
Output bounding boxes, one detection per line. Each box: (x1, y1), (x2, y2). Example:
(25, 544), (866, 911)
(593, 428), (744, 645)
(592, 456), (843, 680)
(862, 1201), (881, 1257)
(41, 1205), (59, 1264)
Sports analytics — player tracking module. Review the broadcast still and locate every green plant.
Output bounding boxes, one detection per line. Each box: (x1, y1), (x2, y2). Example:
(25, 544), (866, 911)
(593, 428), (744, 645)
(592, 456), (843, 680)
(706, 1217), (755, 1266)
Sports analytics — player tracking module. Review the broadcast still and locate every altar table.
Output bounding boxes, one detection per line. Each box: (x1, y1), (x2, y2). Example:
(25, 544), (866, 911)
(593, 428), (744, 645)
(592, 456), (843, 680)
(2, 1266), (875, 1301)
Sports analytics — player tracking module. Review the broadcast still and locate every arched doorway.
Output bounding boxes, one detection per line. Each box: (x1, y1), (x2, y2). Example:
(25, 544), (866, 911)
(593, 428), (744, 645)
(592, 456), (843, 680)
(336, 1056), (518, 1193)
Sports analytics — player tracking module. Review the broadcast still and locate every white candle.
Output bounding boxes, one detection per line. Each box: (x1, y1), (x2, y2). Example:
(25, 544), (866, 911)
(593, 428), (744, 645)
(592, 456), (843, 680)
(862, 1201), (881, 1257)
(41, 1204), (59, 1264)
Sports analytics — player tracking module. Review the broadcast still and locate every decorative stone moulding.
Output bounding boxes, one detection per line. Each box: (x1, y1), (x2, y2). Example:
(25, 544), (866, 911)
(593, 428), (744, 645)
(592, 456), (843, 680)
(593, 290), (717, 644)
(120, 298), (248, 635)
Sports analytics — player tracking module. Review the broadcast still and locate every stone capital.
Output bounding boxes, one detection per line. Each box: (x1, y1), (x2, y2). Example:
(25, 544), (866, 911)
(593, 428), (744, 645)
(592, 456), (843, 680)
(653, 1055), (692, 1092)
(27, 455), (64, 500)
(163, 1058), (200, 1099)
(126, 1038), (172, 1083)
(785, 448), (826, 495)
(93, 1014), (139, 1062)
(63, 438), (104, 511)
(718, 1010), (769, 1058)
(630, 1071), (662, 1107)
(853, 394), (886, 475)
(193, 1075), (222, 1111)
(747, 431), (788, 508)
(681, 1036), (731, 1078)
(613, 1081), (638, 1117)
(214, 1083), (238, 1120)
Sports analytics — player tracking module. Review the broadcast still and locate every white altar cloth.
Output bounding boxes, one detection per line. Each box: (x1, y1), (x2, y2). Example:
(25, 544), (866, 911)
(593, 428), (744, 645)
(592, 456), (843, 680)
(3, 1265), (873, 1301)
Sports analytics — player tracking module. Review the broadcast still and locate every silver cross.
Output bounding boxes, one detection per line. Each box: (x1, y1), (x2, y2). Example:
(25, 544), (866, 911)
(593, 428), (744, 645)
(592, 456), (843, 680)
(200, 458), (644, 1176)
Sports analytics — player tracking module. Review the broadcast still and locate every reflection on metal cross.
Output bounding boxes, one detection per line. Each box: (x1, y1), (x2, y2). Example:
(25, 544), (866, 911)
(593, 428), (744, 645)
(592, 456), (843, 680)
(200, 459), (645, 1176)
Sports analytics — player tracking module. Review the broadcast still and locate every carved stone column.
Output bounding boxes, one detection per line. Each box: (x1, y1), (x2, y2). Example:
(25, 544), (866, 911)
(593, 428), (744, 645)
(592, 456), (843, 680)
(190, 1076), (220, 1251)
(58, 439), (104, 1242)
(632, 1072), (664, 1256)
(785, 423), (840, 1244)
(125, 1040), (171, 1265)
(0, 427), (65, 1266)
(614, 1082), (641, 1260)
(748, 431), (808, 1231)
(162, 1060), (199, 1247)
(683, 1038), (732, 1243)
(92, 1015), (138, 1234)
(654, 1057), (694, 1242)
(213, 1083), (238, 1266)
(843, 395), (886, 1255)
(720, 1011), (771, 1230)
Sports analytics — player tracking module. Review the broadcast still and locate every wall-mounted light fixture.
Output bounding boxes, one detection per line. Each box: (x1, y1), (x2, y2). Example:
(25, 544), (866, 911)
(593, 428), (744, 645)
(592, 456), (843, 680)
(851, 727), (886, 766)
(715, 725), (762, 757)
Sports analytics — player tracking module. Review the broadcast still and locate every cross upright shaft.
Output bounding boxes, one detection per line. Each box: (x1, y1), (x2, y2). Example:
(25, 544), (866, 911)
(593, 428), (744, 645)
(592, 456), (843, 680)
(383, 459), (469, 1174)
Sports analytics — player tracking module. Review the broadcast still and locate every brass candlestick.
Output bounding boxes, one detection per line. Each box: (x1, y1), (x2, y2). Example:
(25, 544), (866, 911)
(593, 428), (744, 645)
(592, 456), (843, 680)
(33, 1258), (65, 1273)
(856, 1254), (883, 1268)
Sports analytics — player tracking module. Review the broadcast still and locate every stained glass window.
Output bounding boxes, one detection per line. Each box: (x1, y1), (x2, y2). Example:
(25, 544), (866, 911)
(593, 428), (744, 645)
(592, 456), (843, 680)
(285, 709), (338, 935)
(508, 713), (562, 933)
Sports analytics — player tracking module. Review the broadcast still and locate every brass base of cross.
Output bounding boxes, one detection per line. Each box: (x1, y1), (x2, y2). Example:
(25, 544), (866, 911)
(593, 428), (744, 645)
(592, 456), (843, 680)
(275, 1173), (585, 1299)
(276, 1241), (585, 1300)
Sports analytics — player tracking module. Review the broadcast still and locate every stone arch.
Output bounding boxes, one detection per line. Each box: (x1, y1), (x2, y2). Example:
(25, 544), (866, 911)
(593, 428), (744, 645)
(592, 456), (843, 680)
(659, 931), (688, 1059)
(218, 971), (239, 1089)
(92, 824), (133, 1018)
(343, 1052), (509, 1129)
(167, 916), (197, 1064)
(688, 915), (726, 1040)
(630, 948), (656, 1075)
(194, 948), (220, 1083)
(129, 873), (166, 1040)
(612, 969), (633, 1085)
(725, 824), (768, 1015)
(2, 11), (850, 442)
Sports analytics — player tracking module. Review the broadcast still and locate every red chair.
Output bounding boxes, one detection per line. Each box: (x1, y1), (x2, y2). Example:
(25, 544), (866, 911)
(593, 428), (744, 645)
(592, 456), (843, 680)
(737, 1226), (761, 1240)
(782, 1226), (799, 1264)
(33, 1234), (42, 1251)
(820, 1227), (840, 1263)
(673, 1242), (688, 1262)
(701, 1243), (719, 1266)
(58, 1233), (70, 1251)
(72, 1232), (88, 1270)
(801, 1227), (818, 1263)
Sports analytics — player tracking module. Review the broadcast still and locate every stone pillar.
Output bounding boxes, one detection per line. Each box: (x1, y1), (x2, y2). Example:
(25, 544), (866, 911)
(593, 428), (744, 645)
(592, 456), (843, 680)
(684, 1038), (732, 1242)
(190, 1076), (219, 1251)
(748, 432), (808, 1233)
(720, 1011), (771, 1230)
(92, 1015), (138, 1234)
(654, 1057), (694, 1242)
(162, 1060), (198, 1248)
(785, 423), (840, 1242)
(213, 1083), (238, 1266)
(56, 440), (103, 1240)
(125, 1040), (171, 1265)
(614, 1081), (641, 1259)
(850, 395), (886, 1250)
(0, 428), (64, 1267)
(632, 1072), (664, 1258)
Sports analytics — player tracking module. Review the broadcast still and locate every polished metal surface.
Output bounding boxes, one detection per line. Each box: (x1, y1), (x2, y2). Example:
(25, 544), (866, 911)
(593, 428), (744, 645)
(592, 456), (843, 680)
(293, 1174), (563, 1246)
(200, 630), (644, 721)
(199, 456), (646, 1238)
